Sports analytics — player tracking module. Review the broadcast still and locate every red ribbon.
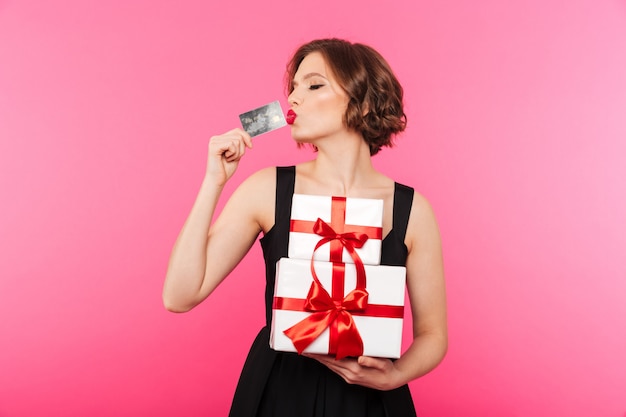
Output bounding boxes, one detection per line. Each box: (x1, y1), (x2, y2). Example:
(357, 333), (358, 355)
(290, 220), (382, 241)
(274, 297), (404, 319)
(283, 279), (368, 360)
(283, 199), (372, 359)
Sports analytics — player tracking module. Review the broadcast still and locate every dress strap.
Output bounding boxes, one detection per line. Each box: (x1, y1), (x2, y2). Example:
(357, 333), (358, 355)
(275, 166), (295, 224)
(392, 182), (414, 241)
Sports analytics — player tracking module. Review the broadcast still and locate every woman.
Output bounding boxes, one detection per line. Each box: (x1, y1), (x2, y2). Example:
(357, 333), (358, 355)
(163, 38), (447, 417)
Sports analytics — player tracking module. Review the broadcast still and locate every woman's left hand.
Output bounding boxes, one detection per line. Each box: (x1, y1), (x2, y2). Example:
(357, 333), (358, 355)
(304, 354), (404, 391)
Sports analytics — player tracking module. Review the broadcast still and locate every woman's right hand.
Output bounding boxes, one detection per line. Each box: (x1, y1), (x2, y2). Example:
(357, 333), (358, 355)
(206, 128), (253, 185)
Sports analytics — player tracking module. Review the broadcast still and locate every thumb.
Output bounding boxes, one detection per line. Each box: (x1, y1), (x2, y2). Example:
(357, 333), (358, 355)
(357, 356), (387, 370)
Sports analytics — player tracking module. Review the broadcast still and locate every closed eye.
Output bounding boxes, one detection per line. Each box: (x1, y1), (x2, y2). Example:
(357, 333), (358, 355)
(309, 84), (324, 90)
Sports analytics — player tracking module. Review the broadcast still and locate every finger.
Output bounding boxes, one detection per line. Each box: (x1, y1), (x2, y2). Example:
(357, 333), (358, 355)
(225, 150), (238, 162)
(209, 137), (234, 156)
(236, 135), (246, 157)
(306, 354), (344, 364)
(313, 356), (361, 374)
(357, 356), (382, 369)
(223, 143), (236, 159)
(229, 138), (246, 161)
(303, 353), (335, 362)
(228, 134), (248, 160)
(238, 129), (253, 149)
(220, 128), (252, 148)
(209, 129), (249, 152)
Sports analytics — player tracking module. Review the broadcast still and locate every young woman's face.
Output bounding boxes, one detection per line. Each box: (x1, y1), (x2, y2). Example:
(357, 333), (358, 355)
(287, 52), (350, 143)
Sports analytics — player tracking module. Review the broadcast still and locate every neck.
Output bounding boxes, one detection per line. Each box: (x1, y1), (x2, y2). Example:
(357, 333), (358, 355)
(308, 131), (376, 195)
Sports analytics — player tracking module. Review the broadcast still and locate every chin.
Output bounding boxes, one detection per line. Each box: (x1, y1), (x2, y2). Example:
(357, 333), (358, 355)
(290, 129), (311, 143)
(291, 135), (317, 152)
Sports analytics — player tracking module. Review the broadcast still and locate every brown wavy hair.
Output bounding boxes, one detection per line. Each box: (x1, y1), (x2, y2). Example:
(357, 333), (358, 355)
(286, 38), (407, 155)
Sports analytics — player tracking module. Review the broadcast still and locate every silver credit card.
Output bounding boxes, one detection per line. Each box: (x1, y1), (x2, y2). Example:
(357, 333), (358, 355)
(239, 100), (287, 137)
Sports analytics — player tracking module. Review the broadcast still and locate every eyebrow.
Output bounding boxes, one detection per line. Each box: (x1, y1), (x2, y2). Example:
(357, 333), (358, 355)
(291, 72), (328, 87)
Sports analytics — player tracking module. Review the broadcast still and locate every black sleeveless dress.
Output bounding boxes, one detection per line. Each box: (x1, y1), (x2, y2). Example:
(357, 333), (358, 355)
(229, 166), (417, 417)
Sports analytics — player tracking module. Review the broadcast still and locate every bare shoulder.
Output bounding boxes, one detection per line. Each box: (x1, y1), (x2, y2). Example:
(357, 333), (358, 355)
(409, 190), (436, 219)
(237, 166), (276, 192)
(227, 166), (277, 232)
(405, 190), (441, 253)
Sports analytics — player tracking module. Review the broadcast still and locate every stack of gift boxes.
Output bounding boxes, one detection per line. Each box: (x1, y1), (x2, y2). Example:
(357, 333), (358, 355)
(269, 194), (407, 359)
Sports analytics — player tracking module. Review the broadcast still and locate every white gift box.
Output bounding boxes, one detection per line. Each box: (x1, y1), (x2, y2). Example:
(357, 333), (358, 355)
(269, 257), (406, 359)
(288, 194), (384, 265)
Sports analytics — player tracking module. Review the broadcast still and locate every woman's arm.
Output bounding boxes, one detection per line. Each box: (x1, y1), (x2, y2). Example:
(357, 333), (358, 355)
(387, 192), (448, 383)
(309, 192), (447, 390)
(162, 128), (273, 312)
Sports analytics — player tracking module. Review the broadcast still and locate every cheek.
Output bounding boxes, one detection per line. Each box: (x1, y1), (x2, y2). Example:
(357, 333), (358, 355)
(318, 94), (348, 120)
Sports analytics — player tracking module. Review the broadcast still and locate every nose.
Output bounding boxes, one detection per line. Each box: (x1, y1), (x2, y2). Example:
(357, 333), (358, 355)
(288, 89), (301, 106)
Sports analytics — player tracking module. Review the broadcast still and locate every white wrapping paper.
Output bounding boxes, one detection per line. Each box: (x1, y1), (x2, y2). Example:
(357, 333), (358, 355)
(269, 257), (406, 359)
(288, 194), (384, 265)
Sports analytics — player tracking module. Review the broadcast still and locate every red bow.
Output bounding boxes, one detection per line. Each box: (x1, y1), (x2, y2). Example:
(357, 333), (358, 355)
(312, 218), (369, 258)
(283, 218), (369, 359)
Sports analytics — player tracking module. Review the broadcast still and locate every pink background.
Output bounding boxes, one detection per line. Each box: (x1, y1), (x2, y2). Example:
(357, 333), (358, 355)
(1, 0), (625, 416)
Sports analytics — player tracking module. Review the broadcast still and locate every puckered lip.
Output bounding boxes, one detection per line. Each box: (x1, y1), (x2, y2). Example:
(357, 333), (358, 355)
(286, 109), (297, 125)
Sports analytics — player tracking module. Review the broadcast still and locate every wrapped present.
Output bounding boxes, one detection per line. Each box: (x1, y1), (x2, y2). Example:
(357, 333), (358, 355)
(288, 194), (383, 266)
(269, 257), (406, 359)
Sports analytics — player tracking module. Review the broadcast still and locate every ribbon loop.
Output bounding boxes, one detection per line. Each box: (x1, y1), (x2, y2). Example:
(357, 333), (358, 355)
(312, 218), (369, 251)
